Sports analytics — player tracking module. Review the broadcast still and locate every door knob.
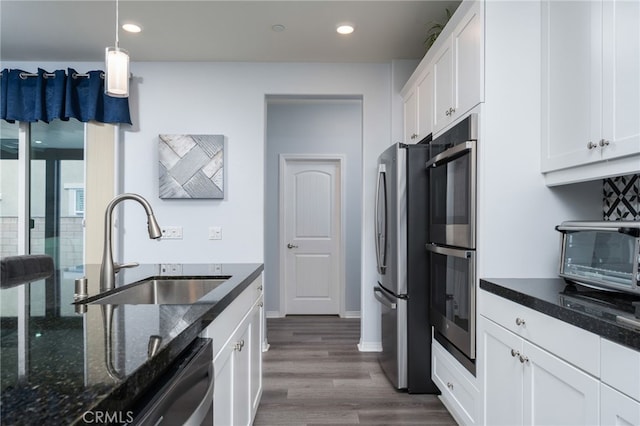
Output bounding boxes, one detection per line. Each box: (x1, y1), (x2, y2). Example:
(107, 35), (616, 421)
(287, 243), (299, 249)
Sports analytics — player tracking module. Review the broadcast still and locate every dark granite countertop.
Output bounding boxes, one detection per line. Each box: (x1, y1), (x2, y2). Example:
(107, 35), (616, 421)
(480, 278), (640, 351)
(0, 262), (263, 425)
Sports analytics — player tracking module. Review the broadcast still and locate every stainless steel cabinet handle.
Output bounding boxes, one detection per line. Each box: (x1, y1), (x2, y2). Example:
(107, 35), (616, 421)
(510, 349), (520, 357)
(287, 243), (299, 249)
(411, 133), (418, 140)
(234, 340), (245, 351)
(446, 382), (454, 390)
(599, 139), (610, 147)
(519, 354), (529, 364)
(515, 317), (526, 326)
(587, 141), (598, 149)
(257, 285), (263, 291)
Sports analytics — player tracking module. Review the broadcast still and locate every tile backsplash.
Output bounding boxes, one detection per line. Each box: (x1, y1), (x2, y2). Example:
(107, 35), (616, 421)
(603, 174), (640, 221)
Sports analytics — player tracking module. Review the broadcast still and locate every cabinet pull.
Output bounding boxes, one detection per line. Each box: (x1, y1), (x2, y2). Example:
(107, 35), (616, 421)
(446, 382), (454, 390)
(587, 141), (598, 150)
(234, 339), (245, 352)
(519, 354), (529, 364)
(259, 301), (264, 308)
(510, 349), (520, 358)
(599, 139), (610, 147)
(257, 285), (263, 291)
(411, 133), (418, 140)
(515, 317), (526, 326)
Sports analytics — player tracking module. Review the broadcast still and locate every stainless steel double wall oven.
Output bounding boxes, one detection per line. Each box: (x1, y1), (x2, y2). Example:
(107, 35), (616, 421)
(426, 114), (478, 374)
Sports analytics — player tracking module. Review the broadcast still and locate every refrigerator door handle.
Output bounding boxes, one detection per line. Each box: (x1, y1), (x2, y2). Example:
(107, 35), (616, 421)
(375, 164), (387, 274)
(374, 286), (397, 310)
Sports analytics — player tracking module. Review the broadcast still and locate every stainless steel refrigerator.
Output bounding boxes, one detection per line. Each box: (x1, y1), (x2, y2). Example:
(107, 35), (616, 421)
(373, 142), (438, 393)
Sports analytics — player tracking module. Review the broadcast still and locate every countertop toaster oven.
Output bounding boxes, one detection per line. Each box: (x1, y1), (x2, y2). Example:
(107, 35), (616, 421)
(556, 221), (640, 294)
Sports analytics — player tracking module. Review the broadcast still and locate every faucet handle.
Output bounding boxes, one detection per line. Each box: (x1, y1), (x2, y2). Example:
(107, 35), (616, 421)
(114, 262), (140, 273)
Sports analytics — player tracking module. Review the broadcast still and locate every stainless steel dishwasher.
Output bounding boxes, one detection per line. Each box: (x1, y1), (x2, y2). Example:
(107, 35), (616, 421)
(131, 338), (214, 426)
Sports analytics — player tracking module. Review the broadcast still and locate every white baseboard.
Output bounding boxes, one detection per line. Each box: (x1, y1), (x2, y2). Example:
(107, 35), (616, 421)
(358, 341), (382, 352)
(266, 310), (283, 318)
(342, 311), (361, 318)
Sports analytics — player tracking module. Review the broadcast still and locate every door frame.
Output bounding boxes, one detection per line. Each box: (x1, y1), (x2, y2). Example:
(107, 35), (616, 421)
(278, 154), (346, 317)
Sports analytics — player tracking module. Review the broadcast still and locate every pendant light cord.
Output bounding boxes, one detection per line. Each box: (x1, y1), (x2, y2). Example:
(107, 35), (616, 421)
(115, 0), (119, 48)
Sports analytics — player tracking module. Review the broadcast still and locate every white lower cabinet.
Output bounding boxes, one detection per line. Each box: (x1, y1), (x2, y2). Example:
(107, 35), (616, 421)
(600, 339), (640, 426)
(201, 276), (264, 426)
(480, 316), (600, 425)
(432, 339), (480, 425)
(601, 383), (640, 426)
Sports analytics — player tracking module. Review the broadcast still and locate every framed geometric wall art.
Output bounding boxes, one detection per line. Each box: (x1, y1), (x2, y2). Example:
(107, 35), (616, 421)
(158, 134), (224, 199)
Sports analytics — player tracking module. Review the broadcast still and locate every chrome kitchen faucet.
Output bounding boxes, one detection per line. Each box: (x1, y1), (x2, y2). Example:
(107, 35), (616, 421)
(100, 193), (162, 291)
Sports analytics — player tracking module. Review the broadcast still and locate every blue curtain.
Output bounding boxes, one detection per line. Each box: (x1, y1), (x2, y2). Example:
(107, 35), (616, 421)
(0, 68), (132, 124)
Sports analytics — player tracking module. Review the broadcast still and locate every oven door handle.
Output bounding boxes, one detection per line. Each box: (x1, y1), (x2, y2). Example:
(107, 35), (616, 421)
(425, 141), (475, 169)
(374, 286), (397, 310)
(425, 244), (473, 259)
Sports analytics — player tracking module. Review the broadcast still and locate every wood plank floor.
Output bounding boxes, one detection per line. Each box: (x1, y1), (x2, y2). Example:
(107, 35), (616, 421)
(254, 316), (457, 426)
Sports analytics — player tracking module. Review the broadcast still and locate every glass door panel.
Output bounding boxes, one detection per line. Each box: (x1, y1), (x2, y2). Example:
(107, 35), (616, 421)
(29, 120), (85, 269)
(0, 121), (20, 258)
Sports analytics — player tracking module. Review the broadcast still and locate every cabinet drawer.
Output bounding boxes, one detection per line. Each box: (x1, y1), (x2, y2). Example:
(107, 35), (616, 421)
(204, 276), (263, 357)
(601, 339), (640, 401)
(432, 340), (479, 425)
(479, 290), (600, 376)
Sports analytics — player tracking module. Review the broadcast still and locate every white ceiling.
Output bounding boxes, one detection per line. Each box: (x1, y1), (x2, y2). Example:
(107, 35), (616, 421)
(1, 0), (461, 63)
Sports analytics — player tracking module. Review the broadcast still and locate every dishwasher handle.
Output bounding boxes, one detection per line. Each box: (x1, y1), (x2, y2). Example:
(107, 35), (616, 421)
(184, 363), (215, 426)
(134, 339), (214, 426)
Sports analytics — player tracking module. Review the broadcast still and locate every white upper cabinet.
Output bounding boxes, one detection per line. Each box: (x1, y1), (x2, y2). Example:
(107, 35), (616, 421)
(403, 88), (418, 143)
(402, 0), (483, 140)
(541, 0), (640, 183)
(433, 1), (483, 134)
(403, 68), (434, 143)
(602, 0), (640, 162)
(417, 69), (434, 140)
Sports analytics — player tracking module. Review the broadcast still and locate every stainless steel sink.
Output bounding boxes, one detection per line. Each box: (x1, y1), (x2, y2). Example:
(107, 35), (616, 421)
(80, 276), (231, 305)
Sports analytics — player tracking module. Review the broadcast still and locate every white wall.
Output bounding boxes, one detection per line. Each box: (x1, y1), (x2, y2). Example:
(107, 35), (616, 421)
(478, 0), (601, 281)
(265, 97), (363, 315)
(125, 62), (391, 347)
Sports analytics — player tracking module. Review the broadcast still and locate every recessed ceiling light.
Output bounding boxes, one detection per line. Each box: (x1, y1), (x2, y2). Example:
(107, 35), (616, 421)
(272, 24), (286, 32)
(122, 23), (142, 33)
(336, 24), (355, 35)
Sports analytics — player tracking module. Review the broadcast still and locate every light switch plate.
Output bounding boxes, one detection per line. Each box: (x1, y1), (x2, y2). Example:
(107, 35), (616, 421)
(209, 226), (222, 240)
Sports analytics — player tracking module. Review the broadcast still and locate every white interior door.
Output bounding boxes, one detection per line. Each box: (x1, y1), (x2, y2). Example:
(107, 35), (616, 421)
(280, 156), (343, 315)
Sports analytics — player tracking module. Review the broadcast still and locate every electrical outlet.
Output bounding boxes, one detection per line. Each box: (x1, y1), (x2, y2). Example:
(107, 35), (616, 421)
(160, 264), (183, 275)
(208, 226), (222, 240)
(161, 226), (183, 240)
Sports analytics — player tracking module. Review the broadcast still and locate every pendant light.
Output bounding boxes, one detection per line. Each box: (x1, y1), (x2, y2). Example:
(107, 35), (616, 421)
(105, 0), (129, 97)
